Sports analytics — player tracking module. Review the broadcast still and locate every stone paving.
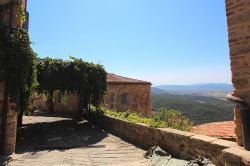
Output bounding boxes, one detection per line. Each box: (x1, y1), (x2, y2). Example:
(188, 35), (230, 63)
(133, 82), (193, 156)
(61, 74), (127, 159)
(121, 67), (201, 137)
(5, 116), (148, 166)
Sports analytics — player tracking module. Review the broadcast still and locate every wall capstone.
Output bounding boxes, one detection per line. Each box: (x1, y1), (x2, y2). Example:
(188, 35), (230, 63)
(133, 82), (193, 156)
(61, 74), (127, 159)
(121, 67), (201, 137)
(85, 113), (250, 166)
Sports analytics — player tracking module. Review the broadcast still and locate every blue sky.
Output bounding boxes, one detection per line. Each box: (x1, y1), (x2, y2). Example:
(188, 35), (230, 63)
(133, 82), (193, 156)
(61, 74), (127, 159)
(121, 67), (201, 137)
(27, 0), (231, 85)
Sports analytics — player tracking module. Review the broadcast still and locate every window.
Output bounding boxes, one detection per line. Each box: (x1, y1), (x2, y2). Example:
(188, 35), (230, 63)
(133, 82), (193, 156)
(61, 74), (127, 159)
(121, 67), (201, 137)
(121, 93), (127, 104)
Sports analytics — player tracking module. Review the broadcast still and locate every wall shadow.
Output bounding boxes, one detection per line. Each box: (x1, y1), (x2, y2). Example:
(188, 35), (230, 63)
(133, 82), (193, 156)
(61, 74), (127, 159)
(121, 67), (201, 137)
(0, 155), (12, 166)
(16, 117), (108, 154)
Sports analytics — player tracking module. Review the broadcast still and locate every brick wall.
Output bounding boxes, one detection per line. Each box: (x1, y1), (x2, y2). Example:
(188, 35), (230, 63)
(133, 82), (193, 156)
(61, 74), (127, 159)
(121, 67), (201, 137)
(225, 0), (250, 147)
(103, 83), (151, 117)
(234, 105), (243, 146)
(0, 0), (25, 28)
(226, 0), (250, 104)
(0, 81), (18, 155)
(4, 102), (17, 155)
(0, 0), (26, 155)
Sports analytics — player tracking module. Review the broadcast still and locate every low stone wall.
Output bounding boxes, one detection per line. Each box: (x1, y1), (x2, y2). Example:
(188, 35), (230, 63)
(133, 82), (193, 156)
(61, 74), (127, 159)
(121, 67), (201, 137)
(86, 114), (250, 166)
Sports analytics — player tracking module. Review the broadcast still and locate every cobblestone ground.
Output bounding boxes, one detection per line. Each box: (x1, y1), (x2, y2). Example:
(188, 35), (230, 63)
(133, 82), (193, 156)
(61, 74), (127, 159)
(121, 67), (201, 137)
(6, 115), (148, 166)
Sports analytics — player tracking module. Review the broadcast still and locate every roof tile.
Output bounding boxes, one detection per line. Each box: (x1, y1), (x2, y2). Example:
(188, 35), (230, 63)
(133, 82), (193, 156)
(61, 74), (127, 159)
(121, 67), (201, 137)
(107, 73), (151, 84)
(192, 121), (236, 141)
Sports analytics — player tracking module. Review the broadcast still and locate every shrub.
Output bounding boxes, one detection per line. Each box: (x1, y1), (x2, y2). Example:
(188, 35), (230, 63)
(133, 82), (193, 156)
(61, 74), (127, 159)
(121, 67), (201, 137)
(152, 108), (193, 131)
(89, 106), (193, 131)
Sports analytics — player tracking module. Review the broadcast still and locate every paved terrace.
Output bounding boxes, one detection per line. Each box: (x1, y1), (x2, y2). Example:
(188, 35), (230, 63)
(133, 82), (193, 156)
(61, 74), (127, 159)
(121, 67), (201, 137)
(4, 115), (148, 166)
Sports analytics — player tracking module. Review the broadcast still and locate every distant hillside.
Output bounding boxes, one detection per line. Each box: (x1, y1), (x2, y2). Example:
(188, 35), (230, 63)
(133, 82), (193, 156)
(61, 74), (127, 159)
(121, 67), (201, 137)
(152, 83), (233, 98)
(151, 93), (235, 125)
(153, 83), (233, 93)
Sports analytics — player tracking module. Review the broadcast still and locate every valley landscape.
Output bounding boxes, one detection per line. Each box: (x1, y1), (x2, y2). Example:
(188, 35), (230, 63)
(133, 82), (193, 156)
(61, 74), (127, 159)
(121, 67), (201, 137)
(151, 83), (236, 125)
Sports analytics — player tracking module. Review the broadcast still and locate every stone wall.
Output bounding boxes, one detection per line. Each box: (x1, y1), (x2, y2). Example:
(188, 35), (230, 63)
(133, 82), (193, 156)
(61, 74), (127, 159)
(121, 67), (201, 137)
(31, 94), (47, 111)
(31, 93), (79, 115)
(0, 0), (25, 28)
(87, 114), (250, 166)
(0, 81), (18, 155)
(226, 0), (250, 103)
(0, 0), (26, 154)
(225, 0), (250, 147)
(234, 105), (243, 146)
(103, 83), (151, 117)
(53, 93), (79, 115)
(31, 83), (151, 117)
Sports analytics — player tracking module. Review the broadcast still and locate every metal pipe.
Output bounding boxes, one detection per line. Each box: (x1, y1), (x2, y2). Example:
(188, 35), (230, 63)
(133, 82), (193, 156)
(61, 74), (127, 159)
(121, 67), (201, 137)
(226, 93), (250, 150)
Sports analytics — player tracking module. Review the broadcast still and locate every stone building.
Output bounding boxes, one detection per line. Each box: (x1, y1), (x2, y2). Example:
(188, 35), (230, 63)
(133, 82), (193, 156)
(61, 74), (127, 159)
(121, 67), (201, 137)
(31, 73), (152, 117)
(103, 73), (151, 117)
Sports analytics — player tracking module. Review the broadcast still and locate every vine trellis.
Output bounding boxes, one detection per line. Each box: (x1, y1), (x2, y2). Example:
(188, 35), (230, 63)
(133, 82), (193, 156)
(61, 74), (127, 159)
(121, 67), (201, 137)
(0, 25), (37, 128)
(0, 1), (107, 123)
(36, 57), (107, 113)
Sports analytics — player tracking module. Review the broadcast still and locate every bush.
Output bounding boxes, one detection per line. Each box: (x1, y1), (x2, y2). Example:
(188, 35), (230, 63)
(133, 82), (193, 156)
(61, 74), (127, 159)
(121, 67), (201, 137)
(89, 106), (193, 131)
(152, 108), (193, 131)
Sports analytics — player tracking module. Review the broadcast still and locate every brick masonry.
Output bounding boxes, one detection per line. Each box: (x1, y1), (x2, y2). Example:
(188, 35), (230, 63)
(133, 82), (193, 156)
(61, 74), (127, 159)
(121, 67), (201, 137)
(0, 0), (25, 155)
(86, 113), (250, 166)
(234, 105), (243, 146)
(0, 0), (25, 28)
(226, 0), (250, 102)
(225, 0), (250, 147)
(0, 81), (18, 155)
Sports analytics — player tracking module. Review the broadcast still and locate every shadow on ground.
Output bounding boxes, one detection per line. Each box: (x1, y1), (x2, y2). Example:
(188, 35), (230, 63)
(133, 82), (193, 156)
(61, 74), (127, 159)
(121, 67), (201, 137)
(16, 116), (108, 154)
(0, 155), (12, 166)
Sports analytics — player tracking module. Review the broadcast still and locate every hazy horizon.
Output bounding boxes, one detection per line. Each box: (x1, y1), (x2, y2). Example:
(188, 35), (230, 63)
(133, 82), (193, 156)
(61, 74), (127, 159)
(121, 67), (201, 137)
(152, 82), (233, 87)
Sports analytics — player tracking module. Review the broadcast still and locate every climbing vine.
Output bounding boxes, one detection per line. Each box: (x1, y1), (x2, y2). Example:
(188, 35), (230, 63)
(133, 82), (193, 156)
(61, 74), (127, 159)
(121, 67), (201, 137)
(0, 1), (26, 25)
(36, 57), (107, 113)
(0, 24), (37, 114)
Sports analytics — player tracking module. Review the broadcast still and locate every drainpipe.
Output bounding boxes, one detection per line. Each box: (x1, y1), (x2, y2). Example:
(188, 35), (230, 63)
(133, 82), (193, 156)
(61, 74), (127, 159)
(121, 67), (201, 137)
(226, 93), (250, 150)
